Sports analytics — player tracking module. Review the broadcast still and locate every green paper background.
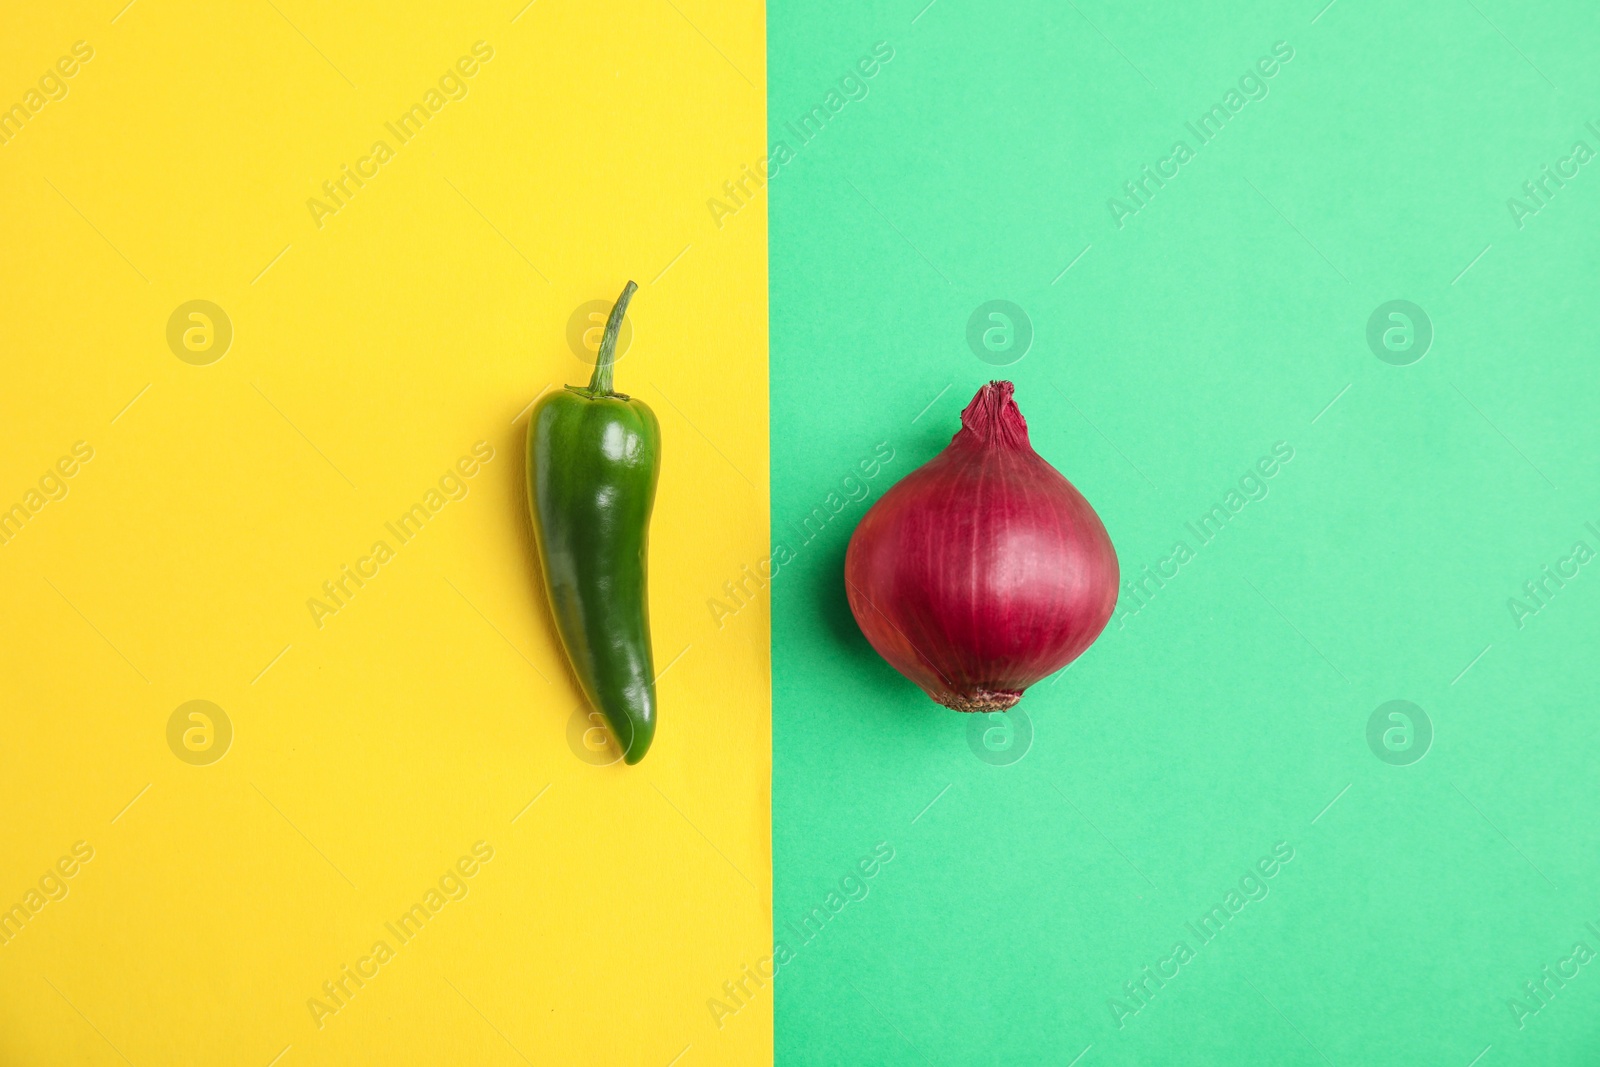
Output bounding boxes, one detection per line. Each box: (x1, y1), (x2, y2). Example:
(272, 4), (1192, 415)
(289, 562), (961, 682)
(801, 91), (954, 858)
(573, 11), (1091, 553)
(769, 1), (1600, 1063)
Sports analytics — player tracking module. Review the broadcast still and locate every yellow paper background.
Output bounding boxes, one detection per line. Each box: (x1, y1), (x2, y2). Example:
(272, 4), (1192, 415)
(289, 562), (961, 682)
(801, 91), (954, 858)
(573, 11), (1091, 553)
(0, 1), (769, 1063)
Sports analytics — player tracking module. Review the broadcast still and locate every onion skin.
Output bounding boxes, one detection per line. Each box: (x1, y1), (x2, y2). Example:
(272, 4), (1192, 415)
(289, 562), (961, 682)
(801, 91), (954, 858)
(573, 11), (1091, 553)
(844, 381), (1119, 712)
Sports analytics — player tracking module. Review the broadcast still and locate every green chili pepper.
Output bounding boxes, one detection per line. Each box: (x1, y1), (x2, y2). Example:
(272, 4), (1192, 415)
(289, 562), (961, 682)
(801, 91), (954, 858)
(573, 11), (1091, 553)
(527, 280), (660, 764)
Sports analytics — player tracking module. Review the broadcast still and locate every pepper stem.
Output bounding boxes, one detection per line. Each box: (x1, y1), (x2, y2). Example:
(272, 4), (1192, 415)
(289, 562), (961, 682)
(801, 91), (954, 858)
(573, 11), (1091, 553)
(586, 280), (638, 396)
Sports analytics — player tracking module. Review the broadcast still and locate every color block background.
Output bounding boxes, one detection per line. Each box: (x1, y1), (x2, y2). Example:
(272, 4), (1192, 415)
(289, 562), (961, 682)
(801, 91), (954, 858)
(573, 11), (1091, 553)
(0, 1), (767, 1064)
(8, 0), (1600, 1062)
(770, 1), (1600, 1065)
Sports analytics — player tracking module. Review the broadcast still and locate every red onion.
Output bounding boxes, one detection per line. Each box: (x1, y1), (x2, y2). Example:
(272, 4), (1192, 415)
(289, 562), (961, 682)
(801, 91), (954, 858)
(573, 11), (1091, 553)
(844, 381), (1119, 711)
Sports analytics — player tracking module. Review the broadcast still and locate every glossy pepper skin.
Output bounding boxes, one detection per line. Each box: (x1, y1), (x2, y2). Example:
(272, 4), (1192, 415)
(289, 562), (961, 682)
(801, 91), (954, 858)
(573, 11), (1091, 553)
(526, 281), (661, 764)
